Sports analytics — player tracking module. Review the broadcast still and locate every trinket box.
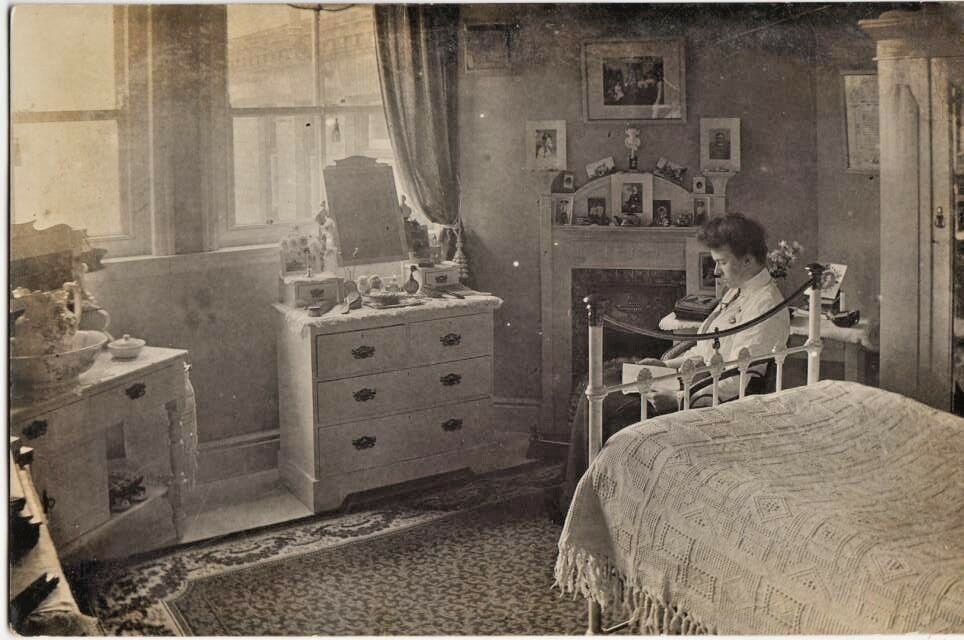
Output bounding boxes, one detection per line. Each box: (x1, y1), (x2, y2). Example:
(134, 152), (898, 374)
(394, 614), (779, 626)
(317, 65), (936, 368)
(279, 274), (343, 308)
(408, 261), (460, 290)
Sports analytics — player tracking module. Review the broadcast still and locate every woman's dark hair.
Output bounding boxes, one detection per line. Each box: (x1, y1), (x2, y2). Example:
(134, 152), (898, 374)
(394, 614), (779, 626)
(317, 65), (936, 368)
(697, 212), (767, 263)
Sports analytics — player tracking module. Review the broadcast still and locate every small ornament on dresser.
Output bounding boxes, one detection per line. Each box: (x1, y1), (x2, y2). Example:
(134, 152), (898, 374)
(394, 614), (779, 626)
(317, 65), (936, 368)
(654, 157), (687, 185)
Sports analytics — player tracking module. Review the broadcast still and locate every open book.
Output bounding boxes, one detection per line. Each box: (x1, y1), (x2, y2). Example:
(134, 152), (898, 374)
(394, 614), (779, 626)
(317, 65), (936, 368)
(621, 364), (680, 395)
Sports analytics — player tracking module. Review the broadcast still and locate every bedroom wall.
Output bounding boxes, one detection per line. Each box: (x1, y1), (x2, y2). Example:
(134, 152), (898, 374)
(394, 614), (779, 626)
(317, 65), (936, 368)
(460, 5), (829, 404)
(812, 6), (883, 326)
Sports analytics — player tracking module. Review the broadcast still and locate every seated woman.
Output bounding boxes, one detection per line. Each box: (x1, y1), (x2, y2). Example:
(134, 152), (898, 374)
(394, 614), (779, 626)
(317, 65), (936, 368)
(549, 213), (790, 523)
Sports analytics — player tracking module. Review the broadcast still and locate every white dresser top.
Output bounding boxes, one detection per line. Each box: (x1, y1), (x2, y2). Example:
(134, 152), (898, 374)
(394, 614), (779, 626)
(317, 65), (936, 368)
(11, 346), (188, 421)
(274, 294), (503, 336)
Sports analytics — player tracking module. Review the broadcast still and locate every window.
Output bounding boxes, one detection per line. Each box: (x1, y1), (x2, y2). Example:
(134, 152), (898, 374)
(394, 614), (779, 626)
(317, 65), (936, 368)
(10, 6), (150, 257)
(223, 5), (396, 246)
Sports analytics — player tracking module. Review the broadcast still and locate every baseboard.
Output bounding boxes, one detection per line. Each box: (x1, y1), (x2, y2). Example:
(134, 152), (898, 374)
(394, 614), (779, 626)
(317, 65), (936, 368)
(492, 396), (540, 434)
(525, 436), (569, 462)
(195, 430), (279, 484)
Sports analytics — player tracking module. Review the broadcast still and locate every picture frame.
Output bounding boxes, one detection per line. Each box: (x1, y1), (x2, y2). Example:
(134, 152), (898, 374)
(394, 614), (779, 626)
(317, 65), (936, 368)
(653, 199), (672, 227)
(612, 172), (653, 225)
(692, 195), (711, 226)
(700, 118), (741, 173)
(551, 195), (574, 225)
(582, 38), (686, 123)
(525, 120), (567, 171)
(692, 175), (706, 194)
(841, 71), (879, 173)
(464, 23), (512, 73)
(585, 156), (615, 179)
(685, 237), (718, 296)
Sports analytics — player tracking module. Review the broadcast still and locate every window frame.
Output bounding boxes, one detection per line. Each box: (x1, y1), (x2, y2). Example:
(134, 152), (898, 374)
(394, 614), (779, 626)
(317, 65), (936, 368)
(10, 6), (152, 258)
(218, 6), (392, 248)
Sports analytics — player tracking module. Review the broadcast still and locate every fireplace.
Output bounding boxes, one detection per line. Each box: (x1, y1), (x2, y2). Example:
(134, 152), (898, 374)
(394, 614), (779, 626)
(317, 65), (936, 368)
(538, 193), (699, 439)
(570, 268), (685, 386)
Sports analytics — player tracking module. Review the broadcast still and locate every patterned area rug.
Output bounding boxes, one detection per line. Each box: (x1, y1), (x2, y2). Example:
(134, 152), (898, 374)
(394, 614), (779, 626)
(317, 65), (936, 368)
(86, 462), (593, 635)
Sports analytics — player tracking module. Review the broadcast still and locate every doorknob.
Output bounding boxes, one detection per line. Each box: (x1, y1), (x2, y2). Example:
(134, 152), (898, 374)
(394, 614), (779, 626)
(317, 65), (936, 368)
(935, 206), (946, 229)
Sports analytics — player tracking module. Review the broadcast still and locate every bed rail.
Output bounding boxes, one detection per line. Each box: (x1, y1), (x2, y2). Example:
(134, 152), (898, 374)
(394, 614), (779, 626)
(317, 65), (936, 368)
(582, 263), (826, 634)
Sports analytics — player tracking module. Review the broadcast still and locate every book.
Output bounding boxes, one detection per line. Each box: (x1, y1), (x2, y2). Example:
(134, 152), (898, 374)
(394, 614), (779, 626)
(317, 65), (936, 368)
(621, 364), (680, 394)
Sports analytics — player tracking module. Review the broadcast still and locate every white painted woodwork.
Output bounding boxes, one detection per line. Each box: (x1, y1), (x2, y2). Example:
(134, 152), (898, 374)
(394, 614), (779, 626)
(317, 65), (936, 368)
(274, 296), (505, 513)
(861, 8), (963, 409)
(9, 347), (188, 559)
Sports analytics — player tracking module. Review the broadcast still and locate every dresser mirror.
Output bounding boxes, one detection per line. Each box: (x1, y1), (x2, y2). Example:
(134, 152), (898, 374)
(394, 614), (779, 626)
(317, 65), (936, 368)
(322, 156), (408, 267)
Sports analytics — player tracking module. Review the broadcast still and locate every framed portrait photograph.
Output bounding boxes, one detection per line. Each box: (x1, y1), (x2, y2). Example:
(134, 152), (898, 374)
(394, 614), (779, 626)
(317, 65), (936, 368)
(551, 195), (574, 225)
(526, 120), (567, 171)
(700, 118), (741, 173)
(611, 172), (653, 225)
(686, 237), (718, 296)
(582, 38), (686, 123)
(841, 71), (879, 173)
(692, 195), (711, 225)
(692, 175), (706, 193)
(464, 23), (512, 73)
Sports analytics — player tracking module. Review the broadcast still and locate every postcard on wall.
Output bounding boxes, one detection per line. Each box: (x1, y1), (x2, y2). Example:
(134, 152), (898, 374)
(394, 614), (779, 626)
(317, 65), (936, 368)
(842, 72), (879, 172)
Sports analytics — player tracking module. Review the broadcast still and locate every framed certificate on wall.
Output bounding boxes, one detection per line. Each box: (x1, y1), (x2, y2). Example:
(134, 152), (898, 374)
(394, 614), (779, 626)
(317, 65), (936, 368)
(842, 71), (880, 173)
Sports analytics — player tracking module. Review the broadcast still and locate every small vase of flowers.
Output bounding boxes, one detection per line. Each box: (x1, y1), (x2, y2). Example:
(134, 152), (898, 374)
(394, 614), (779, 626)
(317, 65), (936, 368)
(767, 240), (803, 279)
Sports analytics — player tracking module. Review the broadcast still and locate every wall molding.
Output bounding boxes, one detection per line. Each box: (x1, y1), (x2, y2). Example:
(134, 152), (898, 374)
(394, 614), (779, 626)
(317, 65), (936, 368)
(195, 428), (280, 485)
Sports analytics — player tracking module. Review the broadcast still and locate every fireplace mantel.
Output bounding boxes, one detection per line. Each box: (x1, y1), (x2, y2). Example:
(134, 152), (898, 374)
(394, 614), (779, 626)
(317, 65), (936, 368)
(537, 194), (699, 440)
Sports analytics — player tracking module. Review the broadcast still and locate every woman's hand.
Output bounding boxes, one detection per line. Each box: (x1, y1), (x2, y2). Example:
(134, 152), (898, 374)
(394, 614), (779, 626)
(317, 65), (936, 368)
(635, 357), (665, 367)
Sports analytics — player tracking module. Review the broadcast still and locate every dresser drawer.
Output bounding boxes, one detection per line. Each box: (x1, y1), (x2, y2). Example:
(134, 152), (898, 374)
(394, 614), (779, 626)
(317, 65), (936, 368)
(315, 325), (409, 381)
(408, 314), (493, 365)
(315, 369), (417, 426)
(407, 357), (492, 408)
(12, 400), (90, 453)
(314, 357), (491, 426)
(315, 399), (492, 476)
(88, 365), (182, 429)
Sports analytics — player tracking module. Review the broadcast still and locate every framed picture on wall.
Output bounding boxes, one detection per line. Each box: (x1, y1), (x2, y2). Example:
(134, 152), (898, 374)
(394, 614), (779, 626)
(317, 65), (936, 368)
(686, 237), (718, 296)
(526, 120), (567, 171)
(464, 23), (512, 73)
(841, 71), (880, 173)
(700, 118), (741, 173)
(581, 38), (686, 122)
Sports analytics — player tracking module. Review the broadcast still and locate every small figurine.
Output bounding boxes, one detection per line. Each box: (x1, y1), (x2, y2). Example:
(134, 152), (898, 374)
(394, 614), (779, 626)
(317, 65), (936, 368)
(624, 125), (641, 170)
(316, 203), (340, 272)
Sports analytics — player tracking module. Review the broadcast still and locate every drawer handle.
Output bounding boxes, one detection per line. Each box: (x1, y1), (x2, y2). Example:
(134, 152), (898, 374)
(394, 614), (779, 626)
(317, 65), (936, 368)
(352, 436), (376, 450)
(126, 383), (147, 400)
(351, 345), (376, 359)
(353, 388), (377, 402)
(440, 333), (462, 347)
(441, 418), (463, 432)
(440, 373), (462, 386)
(23, 420), (48, 440)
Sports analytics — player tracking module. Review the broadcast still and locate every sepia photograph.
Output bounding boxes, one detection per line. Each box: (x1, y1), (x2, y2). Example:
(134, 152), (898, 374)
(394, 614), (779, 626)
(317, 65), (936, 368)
(7, 3), (964, 637)
(582, 38), (686, 122)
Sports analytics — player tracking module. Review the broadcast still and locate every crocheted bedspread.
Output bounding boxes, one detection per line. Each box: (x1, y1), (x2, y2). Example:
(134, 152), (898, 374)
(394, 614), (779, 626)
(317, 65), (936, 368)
(554, 380), (964, 634)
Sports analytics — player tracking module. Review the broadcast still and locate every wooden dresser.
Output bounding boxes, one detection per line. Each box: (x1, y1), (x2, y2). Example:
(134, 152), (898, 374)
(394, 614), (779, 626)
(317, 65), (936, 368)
(274, 295), (504, 512)
(10, 347), (190, 562)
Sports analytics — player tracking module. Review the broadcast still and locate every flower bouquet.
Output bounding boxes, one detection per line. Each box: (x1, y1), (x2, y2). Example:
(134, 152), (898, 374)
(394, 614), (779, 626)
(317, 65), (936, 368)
(767, 240), (803, 279)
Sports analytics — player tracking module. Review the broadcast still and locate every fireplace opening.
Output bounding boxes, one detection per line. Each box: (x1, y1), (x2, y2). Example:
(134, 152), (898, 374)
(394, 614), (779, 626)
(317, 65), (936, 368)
(571, 268), (687, 388)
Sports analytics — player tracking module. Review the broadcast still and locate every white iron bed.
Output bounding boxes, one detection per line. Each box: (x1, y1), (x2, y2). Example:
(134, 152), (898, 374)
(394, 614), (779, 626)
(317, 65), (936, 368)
(554, 264), (964, 634)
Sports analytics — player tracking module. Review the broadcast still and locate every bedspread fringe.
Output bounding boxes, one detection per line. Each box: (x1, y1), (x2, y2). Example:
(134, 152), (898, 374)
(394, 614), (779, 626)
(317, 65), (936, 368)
(554, 545), (712, 635)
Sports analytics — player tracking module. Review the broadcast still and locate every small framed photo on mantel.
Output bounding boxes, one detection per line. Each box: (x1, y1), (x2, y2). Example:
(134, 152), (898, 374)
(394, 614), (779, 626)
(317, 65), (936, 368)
(700, 118), (741, 173)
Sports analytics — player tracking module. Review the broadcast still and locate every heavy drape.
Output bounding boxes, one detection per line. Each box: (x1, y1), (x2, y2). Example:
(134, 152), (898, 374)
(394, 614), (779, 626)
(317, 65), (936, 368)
(373, 5), (460, 255)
